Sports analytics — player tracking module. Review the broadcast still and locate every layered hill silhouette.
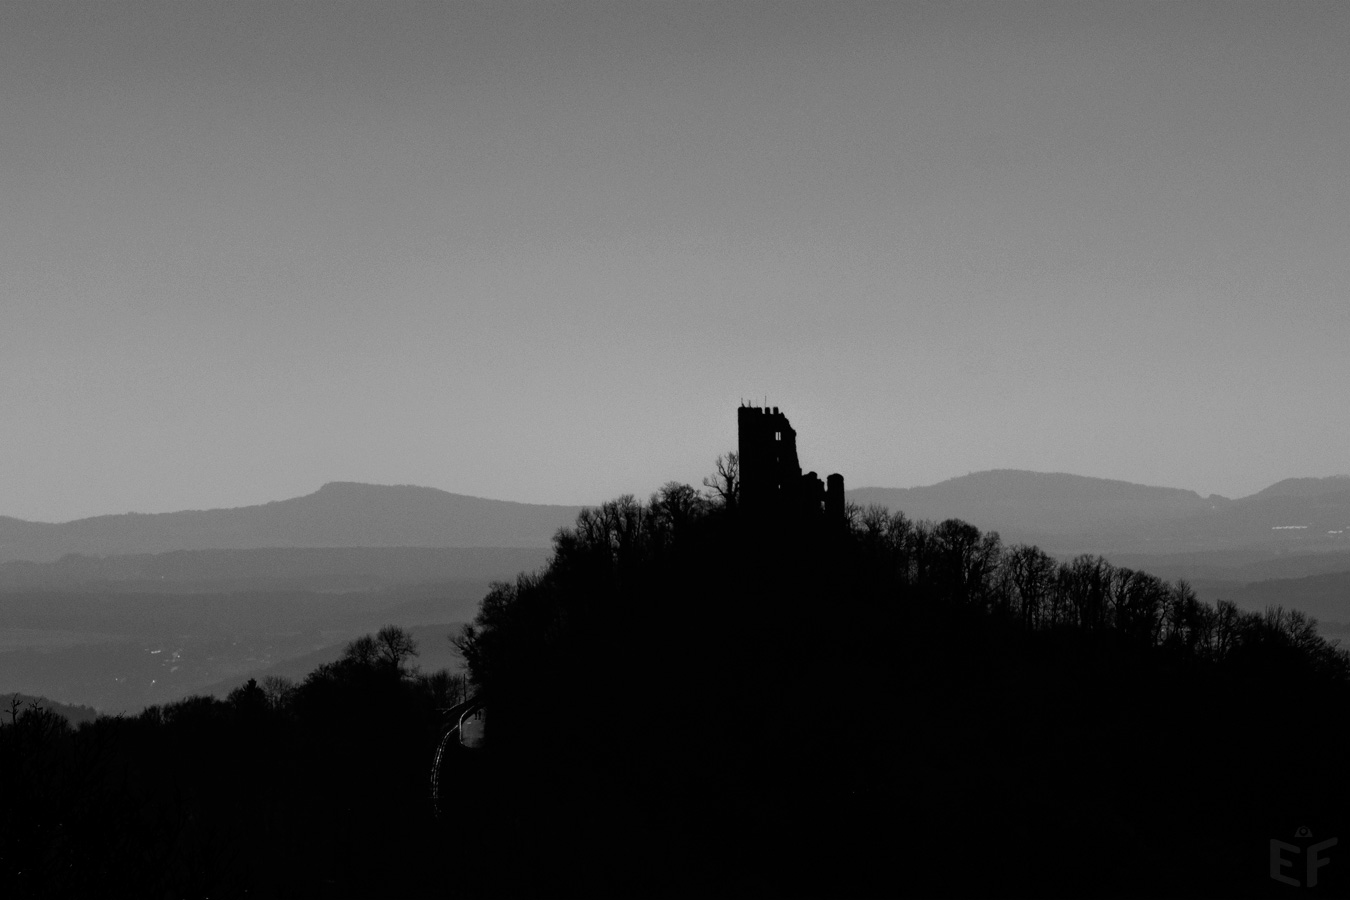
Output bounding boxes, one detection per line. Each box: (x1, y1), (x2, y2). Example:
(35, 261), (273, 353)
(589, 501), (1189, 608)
(849, 470), (1350, 555)
(9, 471), (1350, 711)
(0, 482), (584, 563)
(0, 546), (552, 593)
(5, 473), (1350, 565)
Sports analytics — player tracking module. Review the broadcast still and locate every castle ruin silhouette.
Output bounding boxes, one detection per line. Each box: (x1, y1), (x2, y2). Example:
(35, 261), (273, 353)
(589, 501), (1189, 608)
(737, 403), (844, 524)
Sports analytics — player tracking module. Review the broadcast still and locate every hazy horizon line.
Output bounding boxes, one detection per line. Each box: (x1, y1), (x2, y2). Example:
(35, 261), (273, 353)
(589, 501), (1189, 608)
(8, 469), (1350, 526)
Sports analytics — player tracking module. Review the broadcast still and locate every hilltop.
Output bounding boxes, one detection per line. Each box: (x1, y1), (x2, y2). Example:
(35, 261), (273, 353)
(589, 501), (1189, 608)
(0, 482), (584, 563)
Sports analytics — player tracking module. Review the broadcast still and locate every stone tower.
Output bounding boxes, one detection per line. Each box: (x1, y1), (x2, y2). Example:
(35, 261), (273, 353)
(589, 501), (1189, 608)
(737, 403), (844, 524)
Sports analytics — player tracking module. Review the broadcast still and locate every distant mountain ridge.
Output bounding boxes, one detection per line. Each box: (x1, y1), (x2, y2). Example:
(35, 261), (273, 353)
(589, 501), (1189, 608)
(1247, 475), (1350, 500)
(848, 470), (1350, 555)
(5, 472), (1350, 565)
(852, 469), (1220, 523)
(0, 482), (585, 563)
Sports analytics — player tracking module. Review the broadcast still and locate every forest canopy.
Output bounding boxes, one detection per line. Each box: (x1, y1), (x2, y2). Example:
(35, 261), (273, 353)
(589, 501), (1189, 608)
(5, 475), (1349, 897)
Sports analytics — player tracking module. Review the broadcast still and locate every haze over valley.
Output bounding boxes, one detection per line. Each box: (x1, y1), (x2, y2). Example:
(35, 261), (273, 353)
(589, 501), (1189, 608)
(7, 469), (1350, 714)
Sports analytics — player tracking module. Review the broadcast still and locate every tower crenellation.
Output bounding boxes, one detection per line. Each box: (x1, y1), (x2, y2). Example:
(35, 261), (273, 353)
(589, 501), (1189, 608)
(737, 402), (844, 525)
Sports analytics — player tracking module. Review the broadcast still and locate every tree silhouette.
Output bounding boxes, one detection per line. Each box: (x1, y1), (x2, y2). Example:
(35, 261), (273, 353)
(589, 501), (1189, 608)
(261, 675), (295, 710)
(376, 625), (418, 671)
(344, 633), (379, 668)
(701, 451), (739, 509)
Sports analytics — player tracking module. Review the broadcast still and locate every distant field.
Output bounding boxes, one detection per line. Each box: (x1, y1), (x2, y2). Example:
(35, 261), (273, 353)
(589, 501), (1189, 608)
(198, 622), (466, 701)
(0, 578), (491, 711)
(0, 621), (467, 713)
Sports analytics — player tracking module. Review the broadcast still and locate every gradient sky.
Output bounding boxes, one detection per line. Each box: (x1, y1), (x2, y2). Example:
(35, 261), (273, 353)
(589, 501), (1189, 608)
(3, 1), (1348, 522)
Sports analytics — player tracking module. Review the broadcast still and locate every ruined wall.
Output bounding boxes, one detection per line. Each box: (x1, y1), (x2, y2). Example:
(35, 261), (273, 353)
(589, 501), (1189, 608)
(737, 404), (844, 525)
(738, 405), (800, 512)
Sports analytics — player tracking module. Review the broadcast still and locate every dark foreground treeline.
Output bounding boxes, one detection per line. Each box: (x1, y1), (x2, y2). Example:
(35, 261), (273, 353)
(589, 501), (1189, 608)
(4, 482), (1350, 897)
(0, 631), (468, 899)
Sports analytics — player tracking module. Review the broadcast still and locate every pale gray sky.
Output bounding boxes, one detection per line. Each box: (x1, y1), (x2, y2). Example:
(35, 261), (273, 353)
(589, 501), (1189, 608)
(3, 1), (1348, 522)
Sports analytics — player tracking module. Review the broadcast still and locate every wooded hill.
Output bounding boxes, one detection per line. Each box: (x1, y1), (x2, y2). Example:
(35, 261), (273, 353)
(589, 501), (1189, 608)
(4, 482), (1349, 896)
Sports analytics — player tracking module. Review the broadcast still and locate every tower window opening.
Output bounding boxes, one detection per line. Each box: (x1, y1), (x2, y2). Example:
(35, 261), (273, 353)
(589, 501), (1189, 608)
(775, 432), (781, 441)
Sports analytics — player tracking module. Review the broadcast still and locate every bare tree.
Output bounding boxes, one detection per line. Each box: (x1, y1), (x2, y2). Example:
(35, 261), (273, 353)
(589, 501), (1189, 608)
(344, 634), (380, 668)
(702, 451), (740, 509)
(1003, 544), (1058, 628)
(5, 693), (24, 726)
(417, 669), (468, 707)
(650, 481), (705, 530)
(262, 676), (296, 710)
(1213, 599), (1241, 661)
(376, 625), (419, 671)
